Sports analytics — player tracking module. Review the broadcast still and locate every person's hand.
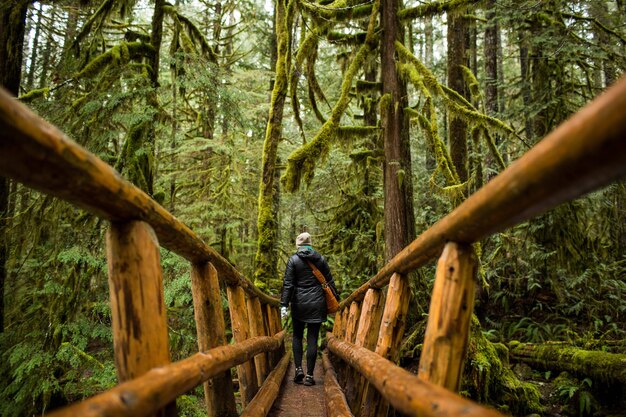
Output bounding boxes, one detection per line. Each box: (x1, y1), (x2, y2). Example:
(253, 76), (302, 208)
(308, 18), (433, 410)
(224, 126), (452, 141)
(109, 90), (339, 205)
(280, 306), (288, 320)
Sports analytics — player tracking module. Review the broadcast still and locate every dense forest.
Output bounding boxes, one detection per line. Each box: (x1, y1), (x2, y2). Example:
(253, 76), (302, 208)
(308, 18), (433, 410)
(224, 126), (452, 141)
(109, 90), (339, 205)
(0, 0), (625, 416)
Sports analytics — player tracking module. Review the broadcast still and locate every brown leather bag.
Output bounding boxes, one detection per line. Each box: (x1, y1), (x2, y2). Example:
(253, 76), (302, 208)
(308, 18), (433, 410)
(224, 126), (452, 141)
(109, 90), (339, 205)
(305, 260), (339, 314)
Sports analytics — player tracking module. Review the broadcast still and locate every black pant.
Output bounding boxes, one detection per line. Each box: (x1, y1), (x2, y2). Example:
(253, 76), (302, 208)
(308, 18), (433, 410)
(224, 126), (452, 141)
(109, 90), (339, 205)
(292, 319), (322, 376)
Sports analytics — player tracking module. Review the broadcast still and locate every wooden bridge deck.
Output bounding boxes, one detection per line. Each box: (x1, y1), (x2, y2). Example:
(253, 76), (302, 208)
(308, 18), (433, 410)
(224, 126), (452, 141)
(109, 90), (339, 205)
(268, 360), (326, 417)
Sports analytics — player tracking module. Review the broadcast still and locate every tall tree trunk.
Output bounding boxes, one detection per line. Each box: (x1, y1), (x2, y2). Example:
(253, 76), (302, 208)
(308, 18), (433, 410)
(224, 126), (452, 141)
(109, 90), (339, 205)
(38, 5), (56, 88)
(518, 30), (533, 142)
(0, 0), (29, 333)
(484, 0), (500, 179)
(590, 0), (616, 88)
(26, 3), (43, 90)
(447, 12), (469, 186)
(381, 0), (415, 262)
(254, 0), (290, 290)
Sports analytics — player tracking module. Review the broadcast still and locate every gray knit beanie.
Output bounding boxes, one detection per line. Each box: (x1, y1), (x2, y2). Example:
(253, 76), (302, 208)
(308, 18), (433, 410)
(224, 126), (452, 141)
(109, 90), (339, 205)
(296, 232), (312, 248)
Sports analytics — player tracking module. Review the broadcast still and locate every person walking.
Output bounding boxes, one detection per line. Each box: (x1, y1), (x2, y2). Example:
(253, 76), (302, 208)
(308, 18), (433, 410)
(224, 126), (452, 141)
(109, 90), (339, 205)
(280, 232), (339, 386)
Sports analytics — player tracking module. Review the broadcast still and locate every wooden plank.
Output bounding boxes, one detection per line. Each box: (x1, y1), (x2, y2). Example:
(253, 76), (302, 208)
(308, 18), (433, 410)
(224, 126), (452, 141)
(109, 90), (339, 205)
(349, 289), (384, 412)
(106, 221), (173, 416)
(191, 262), (237, 417)
(47, 332), (285, 417)
(322, 351), (355, 417)
(227, 285), (259, 407)
(247, 296), (269, 386)
(0, 88), (279, 306)
(326, 333), (505, 417)
(418, 242), (477, 391)
(240, 351), (292, 417)
(337, 76), (626, 309)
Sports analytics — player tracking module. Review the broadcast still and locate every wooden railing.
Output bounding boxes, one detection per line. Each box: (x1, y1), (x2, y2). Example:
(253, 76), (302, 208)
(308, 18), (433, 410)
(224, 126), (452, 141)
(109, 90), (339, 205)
(324, 76), (626, 417)
(0, 87), (287, 417)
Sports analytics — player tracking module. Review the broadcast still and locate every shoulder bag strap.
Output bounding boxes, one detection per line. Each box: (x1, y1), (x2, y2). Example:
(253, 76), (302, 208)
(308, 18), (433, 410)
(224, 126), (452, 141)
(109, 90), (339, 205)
(305, 260), (330, 289)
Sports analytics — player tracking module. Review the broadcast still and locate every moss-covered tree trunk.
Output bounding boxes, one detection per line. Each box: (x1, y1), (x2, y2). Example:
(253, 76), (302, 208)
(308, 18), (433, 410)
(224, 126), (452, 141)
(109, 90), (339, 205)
(254, 0), (291, 290)
(0, 0), (29, 333)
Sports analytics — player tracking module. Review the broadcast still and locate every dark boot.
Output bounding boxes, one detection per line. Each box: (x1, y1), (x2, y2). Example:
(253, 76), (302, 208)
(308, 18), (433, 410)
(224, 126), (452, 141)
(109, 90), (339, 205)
(304, 375), (315, 386)
(294, 367), (304, 384)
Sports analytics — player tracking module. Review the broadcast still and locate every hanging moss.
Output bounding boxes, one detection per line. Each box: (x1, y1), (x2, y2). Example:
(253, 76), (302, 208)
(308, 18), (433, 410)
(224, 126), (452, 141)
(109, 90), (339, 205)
(164, 5), (218, 63)
(356, 80), (382, 94)
(281, 0), (380, 192)
(75, 42), (155, 79)
(337, 126), (379, 140)
(460, 65), (483, 105)
(327, 31), (367, 45)
(396, 41), (517, 141)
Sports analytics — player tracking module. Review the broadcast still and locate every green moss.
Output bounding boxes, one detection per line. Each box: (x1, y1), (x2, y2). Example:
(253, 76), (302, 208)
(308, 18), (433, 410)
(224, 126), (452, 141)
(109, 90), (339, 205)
(464, 316), (544, 415)
(19, 88), (49, 103)
(399, 0), (474, 20)
(75, 42), (155, 79)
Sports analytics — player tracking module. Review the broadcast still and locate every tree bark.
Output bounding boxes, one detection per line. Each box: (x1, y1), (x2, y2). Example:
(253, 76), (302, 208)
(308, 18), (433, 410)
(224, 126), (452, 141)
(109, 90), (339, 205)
(0, 0), (29, 334)
(381, 0), (415, 262)
(447, 12), (469, 185)
(254, 0), (290, 290)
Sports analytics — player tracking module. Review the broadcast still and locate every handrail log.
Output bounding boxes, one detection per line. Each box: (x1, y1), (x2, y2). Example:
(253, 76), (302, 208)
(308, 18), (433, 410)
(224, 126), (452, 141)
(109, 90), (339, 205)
(340, 76), (626, 308)
(240, 351), (292, 417)
(46, 331), (285, 417)
(0, 88), (278, 306)
(326, 333), (505, 417)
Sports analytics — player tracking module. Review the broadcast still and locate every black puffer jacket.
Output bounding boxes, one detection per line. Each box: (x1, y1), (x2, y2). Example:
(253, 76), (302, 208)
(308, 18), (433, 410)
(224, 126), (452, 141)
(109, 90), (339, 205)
(280, 247), (339, 323)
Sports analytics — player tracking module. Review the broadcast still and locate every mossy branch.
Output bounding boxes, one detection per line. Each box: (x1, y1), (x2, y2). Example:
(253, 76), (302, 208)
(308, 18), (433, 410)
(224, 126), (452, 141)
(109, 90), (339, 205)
(396, 41), (517, 139)
(299, 0), (373, 21)
(164, 5), (218, 63)
(398, 0), (478, 21)
(327, 31), (367, 45)
(282, 0), (380, 192)
(75, 41), (155, 79)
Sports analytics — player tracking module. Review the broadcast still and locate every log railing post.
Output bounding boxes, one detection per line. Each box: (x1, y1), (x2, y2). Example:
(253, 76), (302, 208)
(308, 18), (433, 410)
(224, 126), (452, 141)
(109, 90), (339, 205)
(418, 242), (477, 391)
(247, 296), (269, 386)
(191, 262), (237, 417)
(226, 285), (259, 407)
(341, 301), (361, 387)
(106, 220), (176, 417)
(361, 273), (410, 417)
(350, 288), (384, 412)
(265, 304), (279, 367)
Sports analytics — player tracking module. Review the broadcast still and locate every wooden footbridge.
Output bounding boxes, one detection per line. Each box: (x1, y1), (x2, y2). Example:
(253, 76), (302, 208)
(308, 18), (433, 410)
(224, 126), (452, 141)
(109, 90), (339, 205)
(1, 76), (625, 417)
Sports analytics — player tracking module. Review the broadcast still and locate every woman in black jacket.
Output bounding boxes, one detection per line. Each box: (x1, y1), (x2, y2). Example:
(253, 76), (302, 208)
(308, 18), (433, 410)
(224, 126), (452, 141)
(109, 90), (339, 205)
(280, 232), (339, 386)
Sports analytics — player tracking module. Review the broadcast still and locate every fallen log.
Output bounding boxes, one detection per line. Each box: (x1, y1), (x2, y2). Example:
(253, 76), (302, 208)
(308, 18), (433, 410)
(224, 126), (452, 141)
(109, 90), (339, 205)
(508, 341), (626, 385)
